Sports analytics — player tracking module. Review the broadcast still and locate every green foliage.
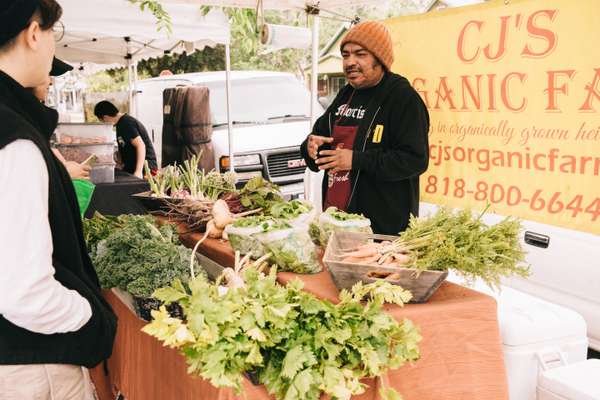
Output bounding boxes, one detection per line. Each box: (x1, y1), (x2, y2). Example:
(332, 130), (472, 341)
(227, 8), (305, 72)
(268, 200), (313, 220)
(82, 212), (155, 256)
(309, 207), (372, 247)
(323, 206), (367, 222)
(129, 0), (173, 34)
(85, 70), (129, 93)
(399, 207), (530, 288)
(91, 217), (201, 298)
(257, 227), (321, 274)
(123, 1), (435, 80)
(137, 46), (226, 77)
(239, 177), (283, 210)
(143, 269), (421, 400)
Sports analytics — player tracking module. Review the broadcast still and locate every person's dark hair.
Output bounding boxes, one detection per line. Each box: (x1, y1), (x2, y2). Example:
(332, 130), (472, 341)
(0, 0), (62, 51)
(94, 101), (120, 119)
(35, 0), (63, 30)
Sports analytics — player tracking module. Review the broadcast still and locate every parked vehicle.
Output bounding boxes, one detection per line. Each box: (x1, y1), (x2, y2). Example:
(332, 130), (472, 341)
(135, 71), (323, 198)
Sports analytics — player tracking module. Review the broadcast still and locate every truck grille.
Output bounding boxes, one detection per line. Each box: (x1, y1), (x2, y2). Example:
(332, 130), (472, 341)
(267, 151), (306, 178)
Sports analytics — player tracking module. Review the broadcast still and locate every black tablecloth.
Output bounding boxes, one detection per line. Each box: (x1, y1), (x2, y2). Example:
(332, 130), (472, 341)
(84, 170), (150, 218)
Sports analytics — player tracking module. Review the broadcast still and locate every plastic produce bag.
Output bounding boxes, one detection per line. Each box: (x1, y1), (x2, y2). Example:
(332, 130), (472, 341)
(255, 224), (321, 274)
(309, 207), (372, 247)
(224, 216), (274, 259)
(268, 200), (316, 227)
(73, 179), (95, 219)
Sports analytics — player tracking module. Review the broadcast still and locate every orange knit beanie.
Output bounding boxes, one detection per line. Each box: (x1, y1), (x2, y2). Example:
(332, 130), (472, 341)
(340, 21), (394, 70)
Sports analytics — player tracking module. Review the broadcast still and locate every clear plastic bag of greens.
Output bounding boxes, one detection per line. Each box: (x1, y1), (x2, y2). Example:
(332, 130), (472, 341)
(309, 207), (372, 247)
(255, 222), (321, 274)
(268, 199), (316, 227)
(224, 216), (275, 259)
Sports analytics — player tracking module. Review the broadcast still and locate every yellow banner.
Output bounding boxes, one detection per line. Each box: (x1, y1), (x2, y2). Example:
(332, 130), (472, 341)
(386, 0), (600, 235)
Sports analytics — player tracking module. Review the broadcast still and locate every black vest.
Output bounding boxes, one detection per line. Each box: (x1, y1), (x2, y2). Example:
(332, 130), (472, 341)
(0, 71), (117, 368)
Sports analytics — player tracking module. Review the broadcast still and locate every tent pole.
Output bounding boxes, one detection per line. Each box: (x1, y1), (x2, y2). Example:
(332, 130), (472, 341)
(304, 12), (321, 206)
(225, 43), (235, 173)
(133, 61), (139, 118)
(310, 13), (320, 126)
(127, 59), (134, 116)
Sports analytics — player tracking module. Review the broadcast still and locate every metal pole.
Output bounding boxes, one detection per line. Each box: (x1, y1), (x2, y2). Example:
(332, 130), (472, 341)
(310, 13), (320, 126)
(127, 61), (133, 114)
(306, 12), (322, 208)
(225, 43), (235, 172)
(133, 61), (140, 118)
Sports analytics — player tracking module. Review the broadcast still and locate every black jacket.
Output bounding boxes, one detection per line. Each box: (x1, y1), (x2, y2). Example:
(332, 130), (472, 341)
(0, 71), (117, 368)
(301, 72), (430, 234)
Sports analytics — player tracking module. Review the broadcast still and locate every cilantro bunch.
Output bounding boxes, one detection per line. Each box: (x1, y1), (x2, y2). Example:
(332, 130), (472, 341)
(143, 269), (421, 400)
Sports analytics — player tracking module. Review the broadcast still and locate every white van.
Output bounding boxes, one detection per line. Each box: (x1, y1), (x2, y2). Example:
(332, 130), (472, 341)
(135, 71), (323, 198)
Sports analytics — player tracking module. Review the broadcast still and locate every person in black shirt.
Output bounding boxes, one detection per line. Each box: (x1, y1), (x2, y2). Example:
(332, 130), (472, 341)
(300, 21), (429, 234)
(94, 100), (157, 178)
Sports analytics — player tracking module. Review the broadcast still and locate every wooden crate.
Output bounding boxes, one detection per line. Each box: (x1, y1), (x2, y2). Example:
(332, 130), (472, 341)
(323, 231), (447, 303)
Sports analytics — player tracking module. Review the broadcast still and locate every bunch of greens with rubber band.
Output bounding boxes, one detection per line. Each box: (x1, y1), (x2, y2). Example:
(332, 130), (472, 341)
(396, 206), (529, 288)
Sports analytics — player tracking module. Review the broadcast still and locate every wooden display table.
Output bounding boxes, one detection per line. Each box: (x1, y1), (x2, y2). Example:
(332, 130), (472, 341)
(91, 228), (509, 400)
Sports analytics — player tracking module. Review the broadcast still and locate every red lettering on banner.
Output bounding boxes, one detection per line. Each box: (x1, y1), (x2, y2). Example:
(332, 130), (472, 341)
(501, 72), (527, 112)
(545, 70), (575, 112)
(522, 10), (558, 58)
(456, 10), (558, 63)
(483, 15), (510, 61)
(487, 74), (497, 111)
(434, 77), (458, 110)
(457, 20), (483, 63)
(579, 68), (600, 112)
(460, 75), (483, 110)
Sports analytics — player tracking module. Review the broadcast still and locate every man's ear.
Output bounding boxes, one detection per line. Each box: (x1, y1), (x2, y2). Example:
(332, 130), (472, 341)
(23, 20), (43, 51)
(372, 58), (382, 70)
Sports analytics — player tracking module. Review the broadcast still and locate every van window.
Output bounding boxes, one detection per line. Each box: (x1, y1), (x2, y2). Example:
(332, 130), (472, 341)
(196, 76), (312, 126)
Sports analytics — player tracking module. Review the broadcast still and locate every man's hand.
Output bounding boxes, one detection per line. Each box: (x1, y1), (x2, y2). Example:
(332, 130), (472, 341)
(65, 161), (91, 180)
(307, 134), (334, 160)
(316, 148), (353, 174)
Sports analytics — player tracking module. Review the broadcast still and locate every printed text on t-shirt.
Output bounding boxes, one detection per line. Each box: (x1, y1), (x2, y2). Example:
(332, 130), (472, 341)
(335, 104), (366, 120)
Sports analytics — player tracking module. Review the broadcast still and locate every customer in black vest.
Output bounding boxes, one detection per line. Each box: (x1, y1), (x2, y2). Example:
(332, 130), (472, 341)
(94, 100), (158, 178)
(0, 1), (117, 398)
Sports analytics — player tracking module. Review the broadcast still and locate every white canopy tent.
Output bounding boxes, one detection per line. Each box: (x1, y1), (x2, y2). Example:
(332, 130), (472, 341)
(56, 0), (230, 64)
(55, 0), (239, 169)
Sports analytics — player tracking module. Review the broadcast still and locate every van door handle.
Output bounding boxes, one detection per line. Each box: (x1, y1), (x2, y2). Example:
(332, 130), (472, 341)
(524, 231), (550, 248)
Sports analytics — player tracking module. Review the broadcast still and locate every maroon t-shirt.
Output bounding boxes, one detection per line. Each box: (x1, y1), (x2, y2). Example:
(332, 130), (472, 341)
(323, 86), (375, 210)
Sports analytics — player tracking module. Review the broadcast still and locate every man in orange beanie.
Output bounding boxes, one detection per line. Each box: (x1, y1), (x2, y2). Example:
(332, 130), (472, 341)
(300, 20), (430, 234)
